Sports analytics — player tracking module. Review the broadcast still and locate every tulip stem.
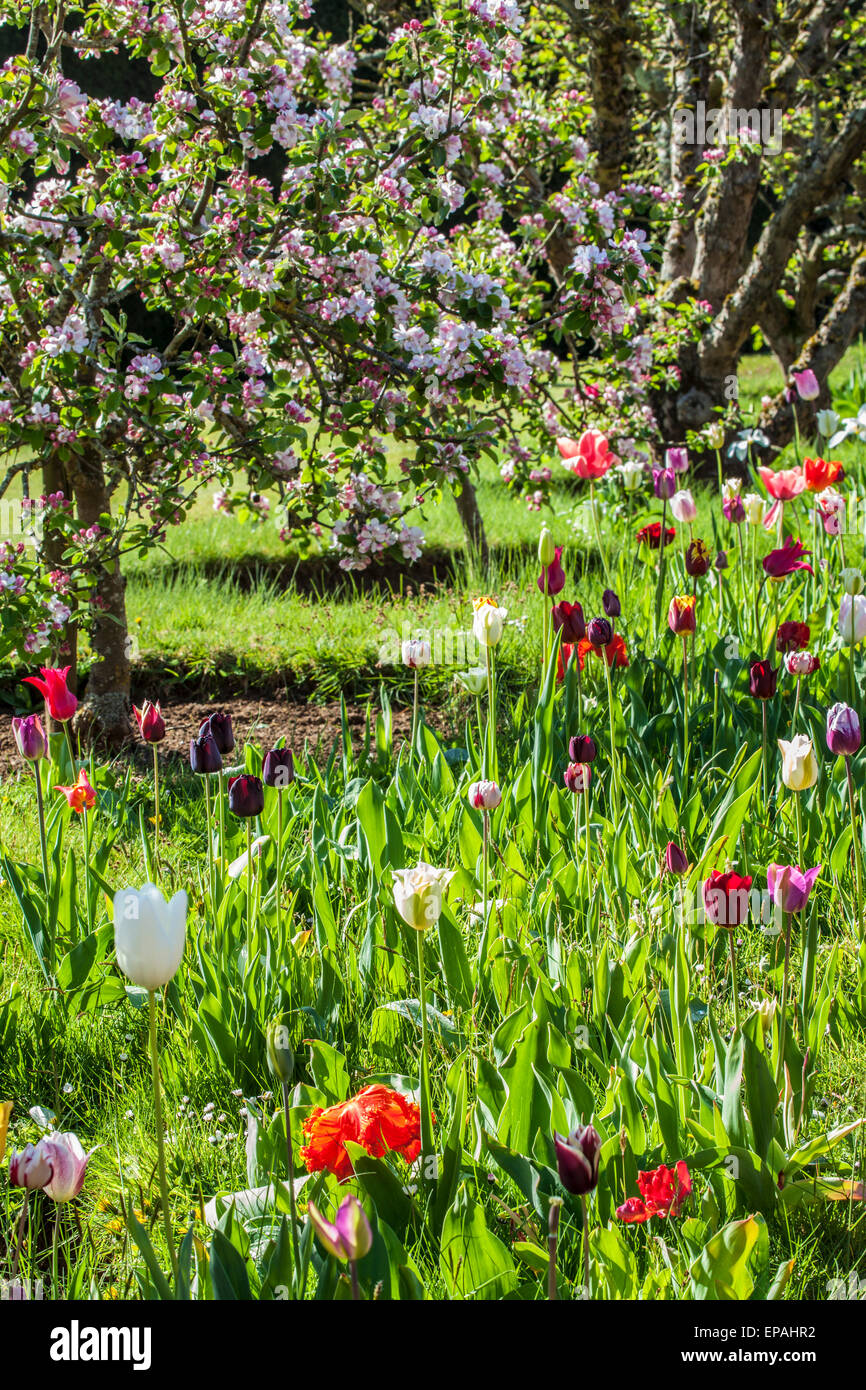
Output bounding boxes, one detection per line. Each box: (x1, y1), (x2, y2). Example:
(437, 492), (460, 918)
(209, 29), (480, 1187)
(350, 1258), (361, 1301)
(849, 639), (856, 710)
(485, 646), (497, 782)
(728, 930), (741, 1033)
(148, 990), (179, 1284)
(547, 1197), (561, 1301)
(33, 759), (50, 901)
(581, 1193), (590, 1295)
(411, 667), (419, 758)
(63, 721), (76, 778)
(217, 768), (226, 890)
(845, 756), (864, 943)
(654, 495), (668, 639)
(482, 808), (489, 942)
(761, 702), (768, 812)
(152, 742), (160, 865)
(791, 677), (802, 735)
(590, 482), (609, 586)
(776, 912), (793, 1090)
(415, 929), (434, 1185)
(584, 788), (592, 897)
(542, 571), (549, 678)
(281, 1078), (300, 1293)
(11, 1190), (29, 1282)
(682, 636), (690, 793)
(204, 775), (214, 905)
(246, 818), (253, 945)
(602, 649), (620, 825)
(276, 793), (284, 941)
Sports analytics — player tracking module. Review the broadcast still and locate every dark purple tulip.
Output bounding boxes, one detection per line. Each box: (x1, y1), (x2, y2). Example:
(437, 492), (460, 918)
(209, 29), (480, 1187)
(11, 713), (46, 761)
(715, 550), (729, 570)
(190, 731), (222, 774)
(263, 746), (295, 789)
(553, 1125), (602, 1195)
(602, 589), (621, 619)
(537, 546), (565, 597)
(551, 601), (585, 643)
(826, 703), (861, 757)
(569, 734), (597, 763)
(749, 661), (778, 700)
(228, 774), (264, 818)
(685, 539), (711, 577)
(586, 617), (612, 649)
(664, 841), (689, 876)
(200, 710), (235, 755)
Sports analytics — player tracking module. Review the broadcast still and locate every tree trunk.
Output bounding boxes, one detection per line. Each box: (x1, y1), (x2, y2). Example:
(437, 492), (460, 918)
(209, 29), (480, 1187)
(70, 452), (132, 746)
(453, 476), (489, 568)
(40, 456), (78, 689)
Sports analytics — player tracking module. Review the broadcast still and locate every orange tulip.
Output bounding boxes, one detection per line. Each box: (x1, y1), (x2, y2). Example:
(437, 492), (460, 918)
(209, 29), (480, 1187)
(803, 456), (844, 492)
(300, 1083), (424, 1181)
(55, 768), (96, 813)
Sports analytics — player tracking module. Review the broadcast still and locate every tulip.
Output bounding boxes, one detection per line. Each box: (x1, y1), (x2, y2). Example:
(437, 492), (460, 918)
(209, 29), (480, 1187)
(758, 466), (806, 503)
(702, 870), (753, 927)
(793, 368), (820, 401)
(392, 861), (454, 931)
(785, 650), (819, 676)
(665, 447), (689, 473)
(455, 666), (487, 695)
(472, 596), (507, 648)
(537, 546), (565, 597)
(401, 638), (431, 668)
(804, 457), (843, 492)
(841, 567), (864, 596)
(551, 600), (585, 643)
(749, 661), (778, 700)
(817, 408), (840, 437)
(743, 493), (765, 526)
(715, 550), (728, 570)
(200, 710), (234, 754)
(114, 883), (187, 991)
(652, 467), (676, 500)
(538, 526), (556, 566)
(722, 476), (743, 501)
(569, 734), (597, 763)
(22, 665), (77, 722)
(670, 489), (697, 524)
(839, 594), (866, 644)
(9, 1142), (53, 1191)
(776, 621), (810, 653)
(664, 841), (689, 876)
(723, 493), (745, 524)
(602, 588), (621, 619)
(11, 713), (46, 761)
(228, 774), (264, 818)
(768, 863), (821, 915)
(189, 731), (222, 774)
(309, 1194), (373, 1269)
(557, 429), (615, 480)
(55, 767), (96, 813)
(0, 1100), (10, 1164)
(636, 521), (676, 549)
(763, 536), (813, 580)
(563, 761), (591, 793)
(778, 734), (819, 791)
(263, 746), (295, 789)
(826, 703), (861, 757)
(468, 779), (501, 810)
(553, 1124), (602, 1195)
(618, 459), (644, 492)
(667, 595), (696, 635)
(684, 539), (710, 577)
(587, 617), (612, 649)
(40, 1131), (93, 1203)
(133, 700), (165, 743)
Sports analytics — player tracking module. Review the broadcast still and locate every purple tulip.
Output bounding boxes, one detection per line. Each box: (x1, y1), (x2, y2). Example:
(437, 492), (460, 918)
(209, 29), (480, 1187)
(11, 713), (46, 761)
(190, 731), (222, 774)
(537, 546), (565, 597)
(652, 467), (676, 500)
(587, 616), (612, 649)
(569, 734), (597, 763)
(602, 589), (621, 618)
(9, 1142), (53, 1191)
(263, 746), (295, 789)
(826, 703), (861, 757)
(793, 369), (819, 402)
(200, 710), (235, 755)
(228, 774), (265, 818)
(554, 1124), (602, 1195)
(665, 446), (689, 474)
(308, 1194), (372, 1262)
(723, 495), (745, 524)
(767, 863), (821, 915)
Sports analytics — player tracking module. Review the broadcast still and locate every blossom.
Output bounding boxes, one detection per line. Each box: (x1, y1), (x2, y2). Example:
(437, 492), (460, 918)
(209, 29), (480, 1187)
(792, 369), (820, 401)
(665, 447), (689, 474)
(553, 1125), (602, 1195)
(472, 596), (507, 647)
(826, 703), (861, 757)
(40, 1131), (94, 1203)
(133, 700), (165, 743)
(551, 600), (585, 642)
(776, 621), (810, 653)
(468, 780), (501, 810)
(758, 466), (806, 501)
(11, 713), (46, 761)
(652, 467), (676, 500)
(22, 665), (78, 722)
(763, 536), (813, 579)
(616, 1161), (692, 1223)
(563, 762), (592, 793)
(55, 768), (96, 813)
(778, 735), (819, 791)
(803, 457), (843, 492)
(703, 870), (753, 927)
(402, 638), (432, 668)
(685, 539), (710, 577)
(748, 661), (777, 700)
(670, 489), (696, 523)
(557, 429), (615, 480)
(9, 1142), (54, 1191)
(392, 861), (454, 930)
(636, 521), (675, 549)
(742, 493), (765, 526)
(668, 595), (696, 635)
(767, 863), (820, 915)
(785, 650), (819, 676)
(301, 1084), (423, 1181)
(839, 594), (866, 645)
(537, 546), (565, 596)
(114, 883), (187, 991)
(308, 1194), (373, 1262)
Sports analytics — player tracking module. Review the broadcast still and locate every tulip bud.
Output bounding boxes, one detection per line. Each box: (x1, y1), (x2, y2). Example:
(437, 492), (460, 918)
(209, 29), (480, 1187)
(11, 713), (46, 762)
(665, 447), (689, 474)
(200, 711), (234, 754)
(618, 460), (644, 492)
(9, 1142), (53, 1191)
(586, 616), (612, 649)
(653, 467), (676, 500)
(538, 526), (556, 567)
(842, 567), (865, 596)
(667, 595), (696, 635)
(664, 841), (689, 875)
(402, 638), (431, 668)
(456, 667), (487, 695)
(826, 702), (861, 758)
(715, 550), (728, 570)
(602, 589), (621, 618)
(568, 734), (597, 763)
(778, 735), (819, 791)
(266, 1017), (295, 1086)
(553, 1125), (602, 1195)
(190, 731), (222, 774)
(133, 700), (166, 743)
(228, 774), (265, 818)
(263, 746), (295, 789)
(563, 761), (591, 793)
(472, 597), (507, 648)
(670, 489), (697, 524)
(309, 1194), (373, 1263)
(749, 661), (778, 700)
(756, 999), (777, 1034)
(468, 780), (502, 811)
(392, 861), (454, 930)
(793, 368), (820, 401)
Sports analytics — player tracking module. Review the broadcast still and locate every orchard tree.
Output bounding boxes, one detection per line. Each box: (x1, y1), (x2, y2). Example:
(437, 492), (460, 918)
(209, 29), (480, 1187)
(0, 0), (649, 740)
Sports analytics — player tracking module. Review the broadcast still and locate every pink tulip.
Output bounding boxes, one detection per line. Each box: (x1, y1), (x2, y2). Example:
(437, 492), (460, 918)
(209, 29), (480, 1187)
(792, 369), (819, 401)
(39, 1131), (94, 1202)
(557, 429), (616, 480)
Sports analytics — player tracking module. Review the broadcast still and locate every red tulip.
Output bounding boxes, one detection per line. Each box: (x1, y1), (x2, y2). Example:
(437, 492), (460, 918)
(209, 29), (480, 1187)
(616, 1161), (692, 1223)
(776, 621), (810, 653)
(636, 521), (676, 550)
(22, 665), (78, 722)
(133, 700), (166, 743)
(702, 869), (753, 927)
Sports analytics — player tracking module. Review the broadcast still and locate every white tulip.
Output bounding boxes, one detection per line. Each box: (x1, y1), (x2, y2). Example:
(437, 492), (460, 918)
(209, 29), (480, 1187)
(743, 493), (765, 526)
(472, 598), (507, 648)
(777, 736), (819, 792)
(617, 460), (644, 493)
(114, 883), (187, 991)
(670, 489), (697, 523)
(391, 861), (454, 930)
(839, 594), (866, 645)
(456, 666), (487, 695)
(722, 477), (742, 502)
(841, 567), (865, 596)
(816, 408), (840, 438)
(401, 638), (432, 668)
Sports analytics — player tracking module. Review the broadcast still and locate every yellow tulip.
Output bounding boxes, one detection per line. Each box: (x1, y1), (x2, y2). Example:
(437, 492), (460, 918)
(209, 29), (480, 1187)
(0, 1100), (11, 1163)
